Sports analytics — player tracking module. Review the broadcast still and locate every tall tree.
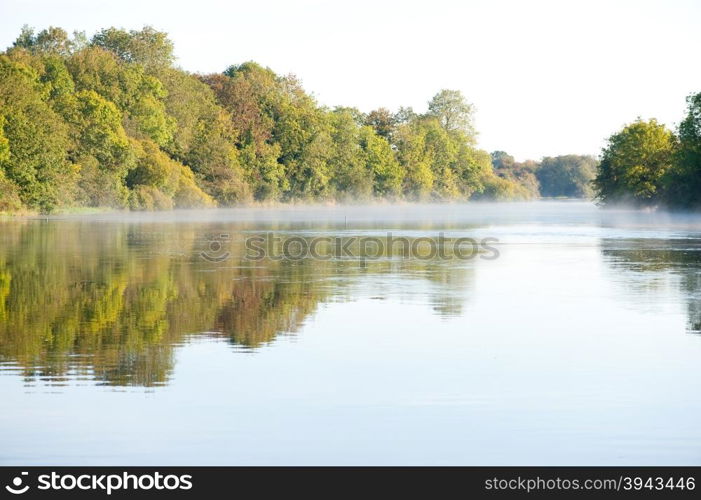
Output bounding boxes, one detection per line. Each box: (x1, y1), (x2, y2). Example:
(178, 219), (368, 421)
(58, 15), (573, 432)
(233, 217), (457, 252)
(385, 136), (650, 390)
(359, 125), (403, 197)
(365, 107), (395, 142)
(91, 27), (175, 69)
(594, 119), (676, 206)
(13, 26), (75, 56)
(427, 89), (475, 138)
(663, 93), (701, 208)
(328, 108), (371, 199)
(0, 55), (73, 212)
(201, 63), (284, 200)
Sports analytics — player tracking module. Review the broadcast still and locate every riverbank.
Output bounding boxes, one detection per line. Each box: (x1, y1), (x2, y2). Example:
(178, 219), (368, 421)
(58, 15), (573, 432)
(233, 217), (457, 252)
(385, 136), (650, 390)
(0, 198), (599, 219)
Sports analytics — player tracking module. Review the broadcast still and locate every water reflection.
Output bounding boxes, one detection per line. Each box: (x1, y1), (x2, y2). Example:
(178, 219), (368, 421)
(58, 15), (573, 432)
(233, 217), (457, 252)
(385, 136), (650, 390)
(601, 237), (701, 333)
(0, 220), (475, 387)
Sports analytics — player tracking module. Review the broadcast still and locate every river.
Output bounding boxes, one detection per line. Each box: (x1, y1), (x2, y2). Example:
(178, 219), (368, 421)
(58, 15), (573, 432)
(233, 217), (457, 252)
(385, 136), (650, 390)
(1, 201), (700, 464)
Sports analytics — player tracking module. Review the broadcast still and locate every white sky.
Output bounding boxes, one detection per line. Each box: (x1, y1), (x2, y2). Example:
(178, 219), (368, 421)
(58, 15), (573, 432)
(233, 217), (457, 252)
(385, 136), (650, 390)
(1, 0), (699, 160)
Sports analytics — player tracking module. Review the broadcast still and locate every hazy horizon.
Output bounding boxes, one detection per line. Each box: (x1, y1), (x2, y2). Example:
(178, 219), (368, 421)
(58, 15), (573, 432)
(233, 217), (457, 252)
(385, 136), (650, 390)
(2, 0), (700, 161)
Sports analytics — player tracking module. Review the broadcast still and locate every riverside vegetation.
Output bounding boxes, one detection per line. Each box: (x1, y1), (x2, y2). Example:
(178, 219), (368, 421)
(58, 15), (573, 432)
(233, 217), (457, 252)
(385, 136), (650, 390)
(594, 104), (701, 209)
(0, 26), (597, 214)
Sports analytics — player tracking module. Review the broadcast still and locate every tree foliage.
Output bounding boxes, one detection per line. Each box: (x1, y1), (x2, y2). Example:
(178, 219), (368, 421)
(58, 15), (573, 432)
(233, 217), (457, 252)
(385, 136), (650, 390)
(427, 89), (475, 137)
(663, 93), (701, 208)
(91, 26), (175, 69)
(1, 25), (567, 213)
(594, 119), (676, 207)
(490, 151), (540, 199)
(0, 54), (73, 212)
(537, 155), (597, 198)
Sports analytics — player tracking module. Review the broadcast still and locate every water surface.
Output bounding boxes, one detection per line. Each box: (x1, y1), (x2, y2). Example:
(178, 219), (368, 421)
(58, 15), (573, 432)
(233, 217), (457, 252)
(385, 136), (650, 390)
(1, 201), (700, 464)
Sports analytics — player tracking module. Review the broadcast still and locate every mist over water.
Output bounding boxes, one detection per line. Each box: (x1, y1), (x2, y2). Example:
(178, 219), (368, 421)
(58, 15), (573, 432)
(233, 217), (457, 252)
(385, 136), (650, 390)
(1, 201), (700, 465)
(41, 200), (701, 232)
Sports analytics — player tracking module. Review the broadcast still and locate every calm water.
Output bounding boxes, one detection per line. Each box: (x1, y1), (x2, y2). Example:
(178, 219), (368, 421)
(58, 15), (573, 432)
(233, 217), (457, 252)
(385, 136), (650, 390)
(1, 201), (700, 465)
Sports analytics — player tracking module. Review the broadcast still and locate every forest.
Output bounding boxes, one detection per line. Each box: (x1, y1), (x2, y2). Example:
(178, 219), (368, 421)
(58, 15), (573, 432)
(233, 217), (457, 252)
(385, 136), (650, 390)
(0, 26), (596, 213)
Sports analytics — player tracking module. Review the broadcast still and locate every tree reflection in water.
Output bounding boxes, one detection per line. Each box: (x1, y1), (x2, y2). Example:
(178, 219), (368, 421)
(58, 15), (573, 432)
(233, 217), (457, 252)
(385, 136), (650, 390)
(601, 237), (701, 333)
(0, 220), (476, 387)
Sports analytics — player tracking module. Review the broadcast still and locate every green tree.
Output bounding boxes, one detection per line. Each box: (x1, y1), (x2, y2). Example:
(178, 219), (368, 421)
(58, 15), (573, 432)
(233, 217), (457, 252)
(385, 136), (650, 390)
(55, 90), (134, 206)
(127, 139), (213, 209)
(422, 118), (461, 199)
(490, 151), (515, 170)
(359, 126), (403, 197)
(427, 89), (476, 138)
(365, 107), (395, 142)
(0, 116), (8, 163)
(327, 108), (369, 198)
(537, 155), (597, 198)
(0, 116), (23, 211)
(490, 152), (540, 198)
(395, 121), (434, 199)
(201, 64), (284, 200)
(154, 67), (250, 204)
(67, 47), (175, 146)
(13, 26), (75, 56)
(663, 93), (701, 208)
(39, 55), (75, 99)
(91, 27), (175, 69)
(453, 145), (492, 197)
(594, 119), (676, 206)
(0, 55), (74, 212)
(475, 171), (533, 200)
(272, 75), (334, 200)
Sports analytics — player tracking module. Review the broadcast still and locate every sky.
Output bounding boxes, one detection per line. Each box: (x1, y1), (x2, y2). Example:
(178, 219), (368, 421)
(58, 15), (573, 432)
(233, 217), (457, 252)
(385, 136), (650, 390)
(1, 0), (699, 160)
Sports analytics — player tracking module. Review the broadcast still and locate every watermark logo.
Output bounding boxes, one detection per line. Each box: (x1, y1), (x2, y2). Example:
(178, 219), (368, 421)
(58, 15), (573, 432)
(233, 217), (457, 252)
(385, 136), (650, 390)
(5, 472), (29, 495)
(200, 233), (231, 262)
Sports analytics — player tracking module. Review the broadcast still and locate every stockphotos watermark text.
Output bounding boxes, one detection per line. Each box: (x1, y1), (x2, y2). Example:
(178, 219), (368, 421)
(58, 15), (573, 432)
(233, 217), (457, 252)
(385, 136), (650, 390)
(200, 232), (500, 262)
(4, 471), (192, 495)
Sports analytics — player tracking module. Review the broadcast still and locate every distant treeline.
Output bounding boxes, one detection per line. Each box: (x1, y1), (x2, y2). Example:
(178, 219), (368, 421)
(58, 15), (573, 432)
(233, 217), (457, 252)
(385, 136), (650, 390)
(594, 94), (701, 209)
(0, 26), (593, 213)
(490, 152), (597, 199)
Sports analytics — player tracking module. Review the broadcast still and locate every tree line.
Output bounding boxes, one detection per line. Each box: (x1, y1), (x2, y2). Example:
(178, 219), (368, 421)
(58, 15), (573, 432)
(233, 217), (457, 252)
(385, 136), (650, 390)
(594, 94), (701, 209)
(0, 26), (594, 213)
